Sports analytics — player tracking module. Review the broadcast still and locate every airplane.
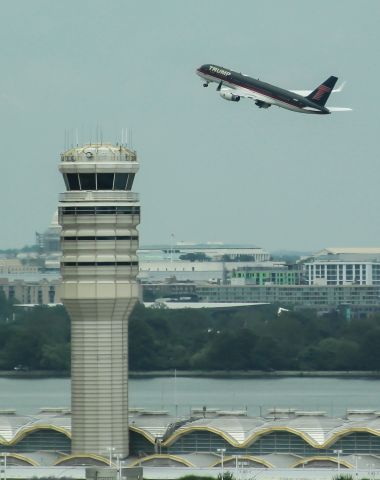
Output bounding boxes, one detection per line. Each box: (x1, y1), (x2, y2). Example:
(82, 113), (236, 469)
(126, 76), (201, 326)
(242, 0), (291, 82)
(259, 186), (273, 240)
(196, 64), (351, 114)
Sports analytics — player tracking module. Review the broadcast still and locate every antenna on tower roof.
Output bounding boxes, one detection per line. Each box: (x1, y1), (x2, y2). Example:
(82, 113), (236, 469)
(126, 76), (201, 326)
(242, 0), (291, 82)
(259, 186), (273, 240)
(76, 128), (79, 147)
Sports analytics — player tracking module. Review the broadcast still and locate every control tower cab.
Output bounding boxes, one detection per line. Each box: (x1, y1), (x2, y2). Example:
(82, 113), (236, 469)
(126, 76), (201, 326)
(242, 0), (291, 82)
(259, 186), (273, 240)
(58, 143), (140, 457)
(60, 143), (138, 191)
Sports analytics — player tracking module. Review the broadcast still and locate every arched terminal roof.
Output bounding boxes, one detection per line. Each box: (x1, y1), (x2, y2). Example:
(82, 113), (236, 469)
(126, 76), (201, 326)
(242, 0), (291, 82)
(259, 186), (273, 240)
(5, 409), (380, 452)
(54, 454), (109, 466)
(0, 411), (71, 446)
(163, 415), (267, 447)
(159, 411), (380, 448)
(265, 412), (344, 447)
(129, 410), (176, 443)
(0, 411), (34, 442)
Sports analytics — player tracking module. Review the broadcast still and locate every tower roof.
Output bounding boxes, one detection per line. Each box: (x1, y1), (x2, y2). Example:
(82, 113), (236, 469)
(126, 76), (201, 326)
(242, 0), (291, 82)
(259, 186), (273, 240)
(61, 143), (136, 163)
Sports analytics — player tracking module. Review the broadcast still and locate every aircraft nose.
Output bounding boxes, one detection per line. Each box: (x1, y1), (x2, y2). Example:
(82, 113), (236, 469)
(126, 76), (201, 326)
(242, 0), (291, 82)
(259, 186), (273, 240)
(196, 64), (209, 75)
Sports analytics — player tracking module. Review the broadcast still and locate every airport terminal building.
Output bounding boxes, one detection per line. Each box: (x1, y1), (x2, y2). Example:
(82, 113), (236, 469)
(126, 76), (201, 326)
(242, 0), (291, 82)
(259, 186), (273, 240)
(2, 408), (380, 470)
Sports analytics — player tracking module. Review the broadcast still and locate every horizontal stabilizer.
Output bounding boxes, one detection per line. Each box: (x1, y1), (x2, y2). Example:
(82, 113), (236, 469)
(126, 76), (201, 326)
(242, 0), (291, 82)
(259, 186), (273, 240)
(328, 107), (352, 112)
(291, 82), (346, 97)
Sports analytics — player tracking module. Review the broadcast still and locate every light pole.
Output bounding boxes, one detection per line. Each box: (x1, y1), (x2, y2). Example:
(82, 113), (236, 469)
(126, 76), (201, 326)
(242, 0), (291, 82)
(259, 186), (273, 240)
(367, 463), (375, 479)
(217, 448), (226, 478)
(354, 455), (361, 480)
(0, 453), (7, 480)
(334, 449), (343, 475)
(115, 454), (123, 480)
(106, 447), (115, 467)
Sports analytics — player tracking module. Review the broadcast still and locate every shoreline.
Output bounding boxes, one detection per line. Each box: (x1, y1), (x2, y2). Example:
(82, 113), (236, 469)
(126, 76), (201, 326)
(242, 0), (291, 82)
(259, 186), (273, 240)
(1, 369), (380, 379)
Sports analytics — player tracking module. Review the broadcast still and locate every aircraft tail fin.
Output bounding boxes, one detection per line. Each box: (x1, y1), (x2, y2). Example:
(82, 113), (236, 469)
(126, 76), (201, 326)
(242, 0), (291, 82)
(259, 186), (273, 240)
(306, 76), (338, 106)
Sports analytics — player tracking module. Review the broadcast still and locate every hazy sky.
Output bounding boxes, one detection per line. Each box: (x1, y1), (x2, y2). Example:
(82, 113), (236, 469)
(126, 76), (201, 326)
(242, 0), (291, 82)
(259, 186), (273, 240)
(0, 0), (378, 251)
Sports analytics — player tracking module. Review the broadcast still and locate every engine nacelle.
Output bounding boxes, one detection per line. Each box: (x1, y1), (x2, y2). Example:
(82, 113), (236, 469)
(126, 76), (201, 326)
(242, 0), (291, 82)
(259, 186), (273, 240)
(219, 90), (240, 102)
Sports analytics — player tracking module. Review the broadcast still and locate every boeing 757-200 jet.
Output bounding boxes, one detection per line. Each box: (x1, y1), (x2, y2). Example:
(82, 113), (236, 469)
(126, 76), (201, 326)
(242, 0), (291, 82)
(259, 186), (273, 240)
(196, 64), (351, 114)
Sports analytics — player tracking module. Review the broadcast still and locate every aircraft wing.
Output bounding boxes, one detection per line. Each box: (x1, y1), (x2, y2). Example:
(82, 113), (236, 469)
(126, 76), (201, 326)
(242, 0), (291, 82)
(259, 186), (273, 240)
(219, 86), (277, 108)
(221, 86), (272, 103)
(225, 86), (261, 100)
(290, 81), (346, 97)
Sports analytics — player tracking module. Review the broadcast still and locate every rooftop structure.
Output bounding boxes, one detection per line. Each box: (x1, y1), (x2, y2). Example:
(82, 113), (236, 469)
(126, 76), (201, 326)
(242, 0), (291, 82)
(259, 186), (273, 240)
(0, 259), (38, 275)
(301, 247), (380, 286)
(231, 263), (301, 286)
(139, 243), (270, 262)
(312, 247), (380, 258)
(35, 212), (61, 254)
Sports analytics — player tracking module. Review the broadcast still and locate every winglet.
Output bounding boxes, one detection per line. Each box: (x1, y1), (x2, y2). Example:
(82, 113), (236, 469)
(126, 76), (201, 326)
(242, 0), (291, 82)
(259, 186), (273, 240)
(333, 81), (346, 93)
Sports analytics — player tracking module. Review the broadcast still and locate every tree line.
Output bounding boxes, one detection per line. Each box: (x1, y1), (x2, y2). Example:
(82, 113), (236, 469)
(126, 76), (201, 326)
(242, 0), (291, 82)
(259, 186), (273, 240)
(1, 290), (380, 372)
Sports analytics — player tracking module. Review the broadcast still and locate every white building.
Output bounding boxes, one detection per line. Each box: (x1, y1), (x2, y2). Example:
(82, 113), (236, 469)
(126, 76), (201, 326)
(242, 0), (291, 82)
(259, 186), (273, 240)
(139, 243), (269, 262)
(138, 244), (271, 283)
(0, 259), (38, 274)
(302, 247), (380, 286)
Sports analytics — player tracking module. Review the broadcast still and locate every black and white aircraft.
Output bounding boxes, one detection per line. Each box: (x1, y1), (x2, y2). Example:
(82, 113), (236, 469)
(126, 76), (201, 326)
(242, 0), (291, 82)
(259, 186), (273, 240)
(196, 64), (351, 114)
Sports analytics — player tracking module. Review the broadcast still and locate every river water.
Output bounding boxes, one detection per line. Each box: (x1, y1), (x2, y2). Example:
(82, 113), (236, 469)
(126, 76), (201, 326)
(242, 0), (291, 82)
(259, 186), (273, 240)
(0, 376), (379, 417)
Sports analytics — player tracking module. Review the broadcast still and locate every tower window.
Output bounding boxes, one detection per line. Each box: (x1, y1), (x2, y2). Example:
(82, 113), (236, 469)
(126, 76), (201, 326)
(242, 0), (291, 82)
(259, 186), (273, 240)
(126, 173), (135, 190)
(62, 235), (138, 241)
(65, 173), (134, 191)
(114, 173), (128, 190)
(63, 261), (139, 267)
(61, 206), (140, 215)
(66, 173), (80, 190)
(97, 173), (114, 190)
(79, 173), (96, 190)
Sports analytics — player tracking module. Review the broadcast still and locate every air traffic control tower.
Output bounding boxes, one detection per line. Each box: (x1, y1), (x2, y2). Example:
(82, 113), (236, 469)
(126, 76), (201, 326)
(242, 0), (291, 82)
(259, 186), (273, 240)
(58, 143), (140, 457)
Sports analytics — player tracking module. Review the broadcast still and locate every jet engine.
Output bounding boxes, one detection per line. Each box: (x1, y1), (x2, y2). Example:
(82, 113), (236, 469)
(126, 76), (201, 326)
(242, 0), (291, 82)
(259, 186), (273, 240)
(219, 90), (240, 102)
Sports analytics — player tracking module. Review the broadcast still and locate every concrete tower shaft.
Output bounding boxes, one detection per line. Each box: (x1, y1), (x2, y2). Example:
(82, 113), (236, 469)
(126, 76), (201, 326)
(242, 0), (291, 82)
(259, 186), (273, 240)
(58, 144), (140, 457)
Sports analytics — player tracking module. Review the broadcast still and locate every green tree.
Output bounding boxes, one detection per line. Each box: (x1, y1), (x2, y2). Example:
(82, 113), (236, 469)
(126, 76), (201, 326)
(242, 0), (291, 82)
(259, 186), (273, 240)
(311, 338), (360, 370)
(128, 314), (157, 370)
(0, 290), (14, 321)
(191, 329), (257, 370)
(358, 327), (380, 370)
